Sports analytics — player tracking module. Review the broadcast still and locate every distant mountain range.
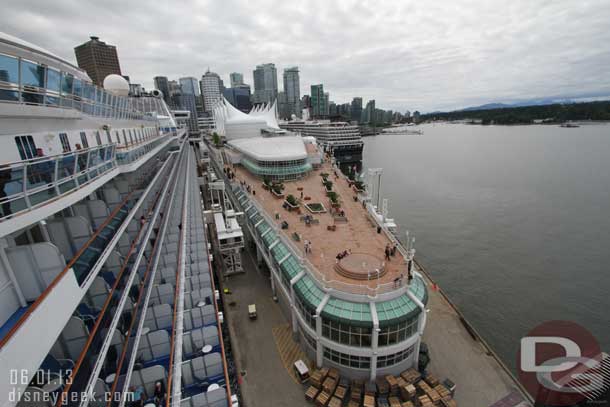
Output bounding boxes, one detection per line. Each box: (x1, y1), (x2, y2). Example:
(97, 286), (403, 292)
(459, 99), (579, 112)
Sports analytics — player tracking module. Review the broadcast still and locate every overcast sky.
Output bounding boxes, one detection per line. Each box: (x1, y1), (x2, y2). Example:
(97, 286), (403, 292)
(3, 0), (610, 112)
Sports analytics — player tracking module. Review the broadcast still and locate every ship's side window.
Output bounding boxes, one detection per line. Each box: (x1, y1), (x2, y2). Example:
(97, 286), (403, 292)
(129, 130), (134, 145)
(115, 131), (120, 144)
(14, 136), (37, 160)
(95, 131), (102, 146)
(105, 130), (112, 144)
(79, 132), (89, 148)
(59, 133), (71, 152)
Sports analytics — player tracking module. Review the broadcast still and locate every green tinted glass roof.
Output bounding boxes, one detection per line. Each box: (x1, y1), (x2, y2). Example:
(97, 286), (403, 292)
(279, 254), (302, 281)
(262, 229), (278, 246)
(294, 275), (325, 311)
(271, 242), (290, 263)
(256, 220), (271, 235)
(376, 294), (420, 327)
(250, 213), (263, 224)
(322, 298), (373, 328)
(246, 206), (258, 216)
(408, 274), (428, 305)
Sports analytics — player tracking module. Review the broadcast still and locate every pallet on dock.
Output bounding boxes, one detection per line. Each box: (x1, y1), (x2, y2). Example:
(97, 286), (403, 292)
(396, 376), (408, 389)
(363, 394), (375, 407)
(399, 384), (416, 401)
(376, 377), (390, 396)
(347, 401), (359, 407)
(417, 395), (434, 407)
(400, 402), (415, 407)
(424, 374), (440, 388)
(306, 385), (320, 402)
(328, 396), (342, 407)
(323, 377), (338, 394)
(440, 398), (457, 407)
(388, 396), (401, 407)
(385, 375), (399, 395)
(315, 391), (331, 407)
(377, 396), (389, 407)
(311, 369), (326, 388)
(434, 384), (451, 400)
(328, 367), (340, 381)
(416, 381), (441, 405)
(350, 386), (362, 403)
(400, 368), (421, 384)
(334, 385), (347, 401)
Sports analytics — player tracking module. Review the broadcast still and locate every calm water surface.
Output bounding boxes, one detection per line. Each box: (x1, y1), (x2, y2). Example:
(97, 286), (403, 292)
(362, 123), (610, 372)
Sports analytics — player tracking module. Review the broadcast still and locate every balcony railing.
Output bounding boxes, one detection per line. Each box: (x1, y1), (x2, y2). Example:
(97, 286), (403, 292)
(0, 145), (117, 221)
(115, 136), (169, 166)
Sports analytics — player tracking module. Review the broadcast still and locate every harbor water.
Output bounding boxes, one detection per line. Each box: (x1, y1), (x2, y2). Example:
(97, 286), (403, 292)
(362, 122), (610, 373)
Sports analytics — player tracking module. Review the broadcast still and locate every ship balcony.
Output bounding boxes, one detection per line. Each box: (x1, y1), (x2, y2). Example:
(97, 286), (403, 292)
(115, 131), (179, 172)
(0, 157), (175, 407)
(0, 145), (119, 236)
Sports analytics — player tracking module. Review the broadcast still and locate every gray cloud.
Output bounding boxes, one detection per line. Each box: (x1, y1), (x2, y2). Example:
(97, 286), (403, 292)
(3, 0), (610, 112)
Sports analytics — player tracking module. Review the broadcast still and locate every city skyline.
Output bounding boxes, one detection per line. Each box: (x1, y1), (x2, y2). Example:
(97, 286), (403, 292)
(3, 0), (610, 112)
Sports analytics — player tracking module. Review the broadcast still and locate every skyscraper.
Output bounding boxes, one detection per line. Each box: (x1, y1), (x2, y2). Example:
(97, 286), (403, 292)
(229, 72), (244, 88)
(283, 67), (301, 118)
(363, 99), (376, 124)
(223, 85), (252, 113)
(201, 70), (222, 112)
(153, 76), (171, 105)
(252, 63), (278, 105)
(74, 36), (122, 86)
(311, 84), (327, 119)
(179, 77), (200, 96)
(351, 97), (363, 123)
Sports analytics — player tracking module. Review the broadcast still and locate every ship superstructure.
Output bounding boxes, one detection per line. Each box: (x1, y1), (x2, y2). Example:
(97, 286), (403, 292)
(0, 33), (233, 407)
(279, 120), (364, 167)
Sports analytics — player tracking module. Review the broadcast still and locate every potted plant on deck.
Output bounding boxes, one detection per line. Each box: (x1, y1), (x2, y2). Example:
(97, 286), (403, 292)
(271, 182), (285, 198)
(284, 194), (300, 212)
(327, 191), (341, 208)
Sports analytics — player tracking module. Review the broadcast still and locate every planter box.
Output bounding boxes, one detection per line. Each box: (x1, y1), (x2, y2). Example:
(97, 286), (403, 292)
(325, 185), (333, 193)
(305, 202), (327, 214)
(262, 183), (271, 190)
(284, 200), (300, 211)
(271, 189), (285, 199)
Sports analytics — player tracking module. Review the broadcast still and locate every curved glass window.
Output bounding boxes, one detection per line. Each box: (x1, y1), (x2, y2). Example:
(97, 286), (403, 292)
(323, 347), (370, 369)
(46, 68), (60, 92)
(0, 54), (19, 83)
(377, 345), (415, 368)
(72, 79), (82, 97)
(61, 73), (73, 95)
(21, 60), (45, 88)
(378, 315), (418, 347)
(322, 318), (372, 347)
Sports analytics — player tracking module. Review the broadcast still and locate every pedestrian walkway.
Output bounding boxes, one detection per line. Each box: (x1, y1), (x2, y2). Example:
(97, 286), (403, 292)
(272, 324), (314, 384)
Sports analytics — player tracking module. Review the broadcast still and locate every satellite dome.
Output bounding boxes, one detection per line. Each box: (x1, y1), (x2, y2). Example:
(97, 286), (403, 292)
(103, 74), (129, 96)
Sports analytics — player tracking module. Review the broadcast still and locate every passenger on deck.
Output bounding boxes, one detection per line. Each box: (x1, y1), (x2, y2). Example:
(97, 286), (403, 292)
(153, 381), (166, 407)
(129, 385), (145, 407)
(384, 244), (391, 261)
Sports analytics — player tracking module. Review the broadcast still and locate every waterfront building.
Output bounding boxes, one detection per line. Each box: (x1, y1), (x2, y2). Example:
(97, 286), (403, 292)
(252, 63), (278, 105)
(230, 72), (244, 88)
(311, 84), (327, 119)
(201, 69), (222, 112)
(179, 76), (200, 96)
(351, 97), (363, 123)
(209, 99), (427, 380)
(0, 32), (232, 407)
(153, 75), (171, 105)
(363, 99), (376, 124)
(167, 79), (182, 109)
(283, 67), (301, 118)
(223, 85), (252, 113)
(413, 110), (421, 123)
(74, 36), (122, 86)
(329, 101), (337, 117)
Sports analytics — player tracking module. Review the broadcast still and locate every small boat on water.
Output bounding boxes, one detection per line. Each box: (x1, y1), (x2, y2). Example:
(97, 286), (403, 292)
(560, 123), (580, 128)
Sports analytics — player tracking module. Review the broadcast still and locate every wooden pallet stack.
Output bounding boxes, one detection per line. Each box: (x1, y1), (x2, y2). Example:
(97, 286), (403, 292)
(322, 376), (338, 395)
(399, 383), (416, 401)
(417, 395), (434, 407)
(375, 377), (390, 397)
(315, 390), (331, 407)
(305, 385), (320, 402)
(400, 368), (421, 385)
(363, 394), (375, 407)
(416, 380), (441, 405)
(328, 396), (342, 407)
(424, 374), (440, 388)
(350, 379), (363, 405)
(400, 402), (415, 407)
(385, 375), (400, 396)
(388, 396), (402, 407)
(334, 385), (347, 403)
